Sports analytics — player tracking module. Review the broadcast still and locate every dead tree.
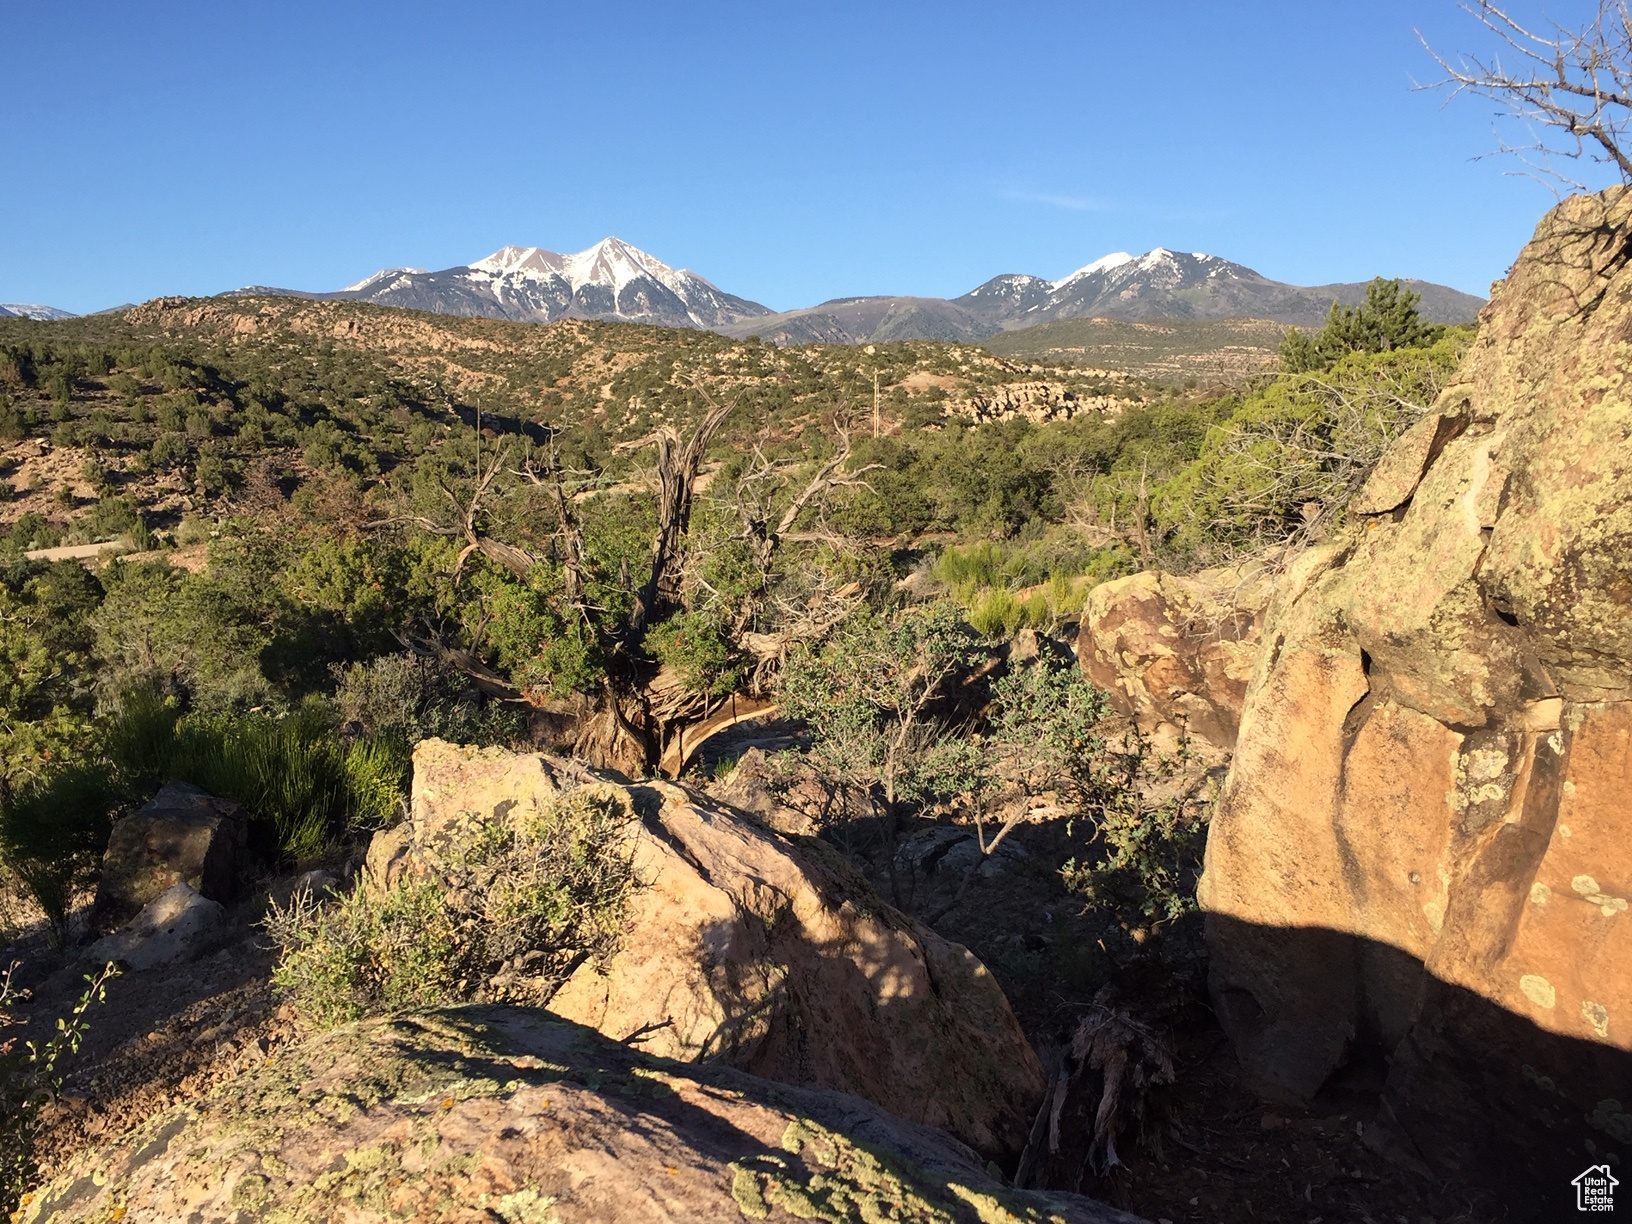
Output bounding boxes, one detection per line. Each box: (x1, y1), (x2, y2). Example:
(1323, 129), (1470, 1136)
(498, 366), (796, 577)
(729, 417), (881, 614)
(1014, 988), (1176, 1191)
(416, 431), (539, 581)
(514, 441), (591, 608)
(627, 386), (739, 635)
(1425, 1), (1632, 184)
(737, 578), (868, 693)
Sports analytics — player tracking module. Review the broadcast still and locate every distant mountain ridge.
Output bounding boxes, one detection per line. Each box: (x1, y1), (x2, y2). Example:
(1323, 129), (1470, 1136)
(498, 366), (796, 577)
(229, 238), (770, 331)
(720, 248), (1485, 344)
(7, 240), (1487, 342)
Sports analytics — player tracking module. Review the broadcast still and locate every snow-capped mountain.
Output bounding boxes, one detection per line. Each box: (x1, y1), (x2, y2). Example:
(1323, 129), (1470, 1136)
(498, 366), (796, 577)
(217, 240), (1484, 344)
(341, 267), (427, 293)
(721, 248), (1484, 344)
(955, 248), (1355, 327)
(331, 238), (770, 329)
(0, 303), (76, 321)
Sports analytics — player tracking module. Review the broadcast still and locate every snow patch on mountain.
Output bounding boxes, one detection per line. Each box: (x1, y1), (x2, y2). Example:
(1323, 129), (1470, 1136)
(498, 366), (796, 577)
(469, 238), (701, 300)
(342, 268), (427, 293)
(0, 303), (76, 321)
(334, 237), (769, 330)
(1051, 251), (1133, 288)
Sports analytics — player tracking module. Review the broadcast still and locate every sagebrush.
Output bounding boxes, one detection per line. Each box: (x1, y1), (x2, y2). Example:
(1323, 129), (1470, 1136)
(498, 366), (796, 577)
(266, 786), (641, 1027)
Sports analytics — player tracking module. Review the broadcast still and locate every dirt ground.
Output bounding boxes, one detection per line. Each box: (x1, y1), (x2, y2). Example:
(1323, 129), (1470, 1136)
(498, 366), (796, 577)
(5, 890), (302, 1183)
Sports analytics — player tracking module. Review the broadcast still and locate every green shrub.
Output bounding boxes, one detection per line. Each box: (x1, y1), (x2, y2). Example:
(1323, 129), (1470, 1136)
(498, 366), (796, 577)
(1058, 727), (1208, 924)
(331, 653), (525, 749)
(0, 961), (117, 1215)
(0, 766), (119, 945)
(779, 602), (987, 813)
(934, 535), (1133, 640)
(1152, 336), (1467, 563)
(106, 688), (408, 863)
(341, 738), (410, 831)
(101, 681), (181, 779)
(646, 610), (742, 697)
(463, 564), (604, 696)
(967, 587), (1049, 639)
(267, 787), (640, 1027)
(332, 654), (434, 738)
(266, 878), (456, 1029)
(989, 655), (1114, 802)
(162, 709), (345, 860)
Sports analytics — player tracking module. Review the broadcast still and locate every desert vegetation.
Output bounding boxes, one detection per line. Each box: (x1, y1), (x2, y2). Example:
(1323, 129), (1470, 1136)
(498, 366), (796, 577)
(0, 281), (1461, 877)
(0, 275), (1469, 1215)
(0, 278), (1462, 926)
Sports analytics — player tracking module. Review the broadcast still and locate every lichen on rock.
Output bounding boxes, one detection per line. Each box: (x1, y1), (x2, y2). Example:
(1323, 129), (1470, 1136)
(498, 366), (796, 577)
(18, 1008), (1138, 1224)
(1198, 188), (1632, 1197)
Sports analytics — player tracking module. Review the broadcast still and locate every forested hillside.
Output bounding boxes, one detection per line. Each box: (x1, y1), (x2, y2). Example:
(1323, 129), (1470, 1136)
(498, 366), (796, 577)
(0, 283), (1466, 933)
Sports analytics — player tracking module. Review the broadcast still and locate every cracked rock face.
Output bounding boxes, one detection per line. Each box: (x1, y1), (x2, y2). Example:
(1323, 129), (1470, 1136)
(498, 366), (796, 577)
(17, 1008), (1141, 1224)
(1198, 191), (1632, 1198)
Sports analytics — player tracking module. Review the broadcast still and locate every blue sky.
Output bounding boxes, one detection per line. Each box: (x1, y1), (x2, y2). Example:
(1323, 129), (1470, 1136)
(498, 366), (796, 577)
(0, 1), (1609, 314)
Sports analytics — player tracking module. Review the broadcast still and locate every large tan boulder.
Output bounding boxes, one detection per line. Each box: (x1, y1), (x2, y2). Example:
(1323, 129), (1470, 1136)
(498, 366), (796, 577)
(1199, 192), (1632, 1204)
(1077, 563), (1271, 749)
(367, 739), (1047, 1163)
(18, 1006), (1142, 1224)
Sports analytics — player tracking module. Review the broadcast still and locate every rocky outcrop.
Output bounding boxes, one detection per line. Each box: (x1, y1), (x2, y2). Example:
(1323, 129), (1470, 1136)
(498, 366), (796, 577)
(95, 782), (248, 924)
(1198, 191), (1632, 1205)
(1077, 563), (1271, 750)
(947, 381), (1120, 425)
(367, 740), (1047, 1164)
(18, 1006), (1142, 1224)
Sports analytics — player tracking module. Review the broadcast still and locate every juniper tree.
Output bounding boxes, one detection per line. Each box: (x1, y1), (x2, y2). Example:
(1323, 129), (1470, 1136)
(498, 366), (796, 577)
(1280, 278), (1443, 373)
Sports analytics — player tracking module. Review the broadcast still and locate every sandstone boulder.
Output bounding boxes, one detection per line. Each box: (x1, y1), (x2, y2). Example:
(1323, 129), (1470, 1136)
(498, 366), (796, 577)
(95, 781), (248, 924)
(1198, 191), (1632, 1207)
(18, 1006), (1142, 1224)
(1077, 563), (1271, 750)
(367, 739), (1047, 1163)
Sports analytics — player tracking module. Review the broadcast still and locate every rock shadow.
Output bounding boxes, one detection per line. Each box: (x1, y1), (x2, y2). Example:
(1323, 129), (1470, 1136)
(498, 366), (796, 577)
(1206, 914), (1632, 1223)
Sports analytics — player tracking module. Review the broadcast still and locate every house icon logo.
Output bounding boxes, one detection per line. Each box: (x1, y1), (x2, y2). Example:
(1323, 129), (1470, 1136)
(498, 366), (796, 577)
(1575, 1164), (1619, 1212)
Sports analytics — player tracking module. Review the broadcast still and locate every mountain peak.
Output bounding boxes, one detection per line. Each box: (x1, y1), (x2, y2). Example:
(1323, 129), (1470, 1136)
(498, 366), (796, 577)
(330, 239), (767, 330)
(562, 237), (682, 295)
(0, 303), (76, 321)
(469, 246), (563, 277)
(342, 267), (428, 293)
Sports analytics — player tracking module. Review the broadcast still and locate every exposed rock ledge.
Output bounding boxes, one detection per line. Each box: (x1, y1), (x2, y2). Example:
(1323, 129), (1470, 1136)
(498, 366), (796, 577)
(1077, 563), (1272, 752)
(18, 1007), (1143, 1223)
(367, 739), (1047, 1164)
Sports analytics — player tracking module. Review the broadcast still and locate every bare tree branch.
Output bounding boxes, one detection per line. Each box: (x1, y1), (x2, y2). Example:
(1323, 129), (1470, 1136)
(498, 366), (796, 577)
(1422, 1), (1632, 183)
(629, 383), (740, 635)
(514, 442), (594, 606)
(728, 416), (881, 599)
